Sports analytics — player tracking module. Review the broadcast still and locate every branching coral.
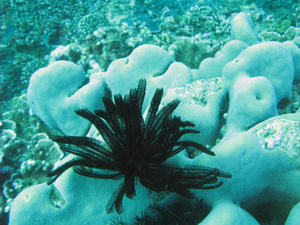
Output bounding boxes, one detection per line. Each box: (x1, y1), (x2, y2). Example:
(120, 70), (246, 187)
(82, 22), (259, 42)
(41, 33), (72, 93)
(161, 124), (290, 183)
(47, 79), (231, 214)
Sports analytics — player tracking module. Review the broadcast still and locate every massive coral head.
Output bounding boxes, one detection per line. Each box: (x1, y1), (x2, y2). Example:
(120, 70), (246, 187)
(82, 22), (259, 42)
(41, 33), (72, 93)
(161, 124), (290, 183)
(47, 79), (231, 214)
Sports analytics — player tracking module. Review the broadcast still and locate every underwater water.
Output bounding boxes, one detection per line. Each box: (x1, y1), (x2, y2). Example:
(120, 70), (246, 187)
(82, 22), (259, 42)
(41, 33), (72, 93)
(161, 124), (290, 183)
(0, 0), (300, 224)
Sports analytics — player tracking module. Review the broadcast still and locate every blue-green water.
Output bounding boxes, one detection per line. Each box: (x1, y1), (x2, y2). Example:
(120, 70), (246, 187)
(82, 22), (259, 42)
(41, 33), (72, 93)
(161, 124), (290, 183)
(0, 1), (299, 225)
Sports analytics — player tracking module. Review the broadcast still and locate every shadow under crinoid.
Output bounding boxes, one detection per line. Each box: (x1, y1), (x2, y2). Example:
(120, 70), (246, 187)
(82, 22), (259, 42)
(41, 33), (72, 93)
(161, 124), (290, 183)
(132, 194), (211, 225)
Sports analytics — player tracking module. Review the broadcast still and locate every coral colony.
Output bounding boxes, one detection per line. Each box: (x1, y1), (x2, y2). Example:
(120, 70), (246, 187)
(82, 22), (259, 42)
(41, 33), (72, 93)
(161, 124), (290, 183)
(47, 79), (230, 214)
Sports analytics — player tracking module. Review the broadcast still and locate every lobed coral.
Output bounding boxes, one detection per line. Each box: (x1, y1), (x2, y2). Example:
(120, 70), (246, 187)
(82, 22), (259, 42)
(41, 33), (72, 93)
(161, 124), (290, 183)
(47, 79), (230, 214)
(0, 95), (62, 222)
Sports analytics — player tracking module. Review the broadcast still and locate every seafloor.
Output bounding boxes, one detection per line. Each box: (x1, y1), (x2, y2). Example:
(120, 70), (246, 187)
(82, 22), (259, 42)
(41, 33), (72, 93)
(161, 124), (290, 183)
(0, 0), (300, 225)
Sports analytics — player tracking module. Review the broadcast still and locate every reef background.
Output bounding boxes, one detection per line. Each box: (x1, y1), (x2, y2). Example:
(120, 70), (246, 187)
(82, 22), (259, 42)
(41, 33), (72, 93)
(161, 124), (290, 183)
(0, 0), (299, 224)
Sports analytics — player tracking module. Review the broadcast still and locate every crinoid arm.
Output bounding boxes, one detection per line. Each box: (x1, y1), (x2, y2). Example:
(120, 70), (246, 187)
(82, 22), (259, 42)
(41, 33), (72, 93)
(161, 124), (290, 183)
(139, 163), (231, 197)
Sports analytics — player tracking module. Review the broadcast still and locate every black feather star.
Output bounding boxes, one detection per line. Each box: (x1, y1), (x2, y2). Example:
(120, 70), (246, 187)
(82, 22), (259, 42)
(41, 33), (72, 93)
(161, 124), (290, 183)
(47, 79), (231, 214)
